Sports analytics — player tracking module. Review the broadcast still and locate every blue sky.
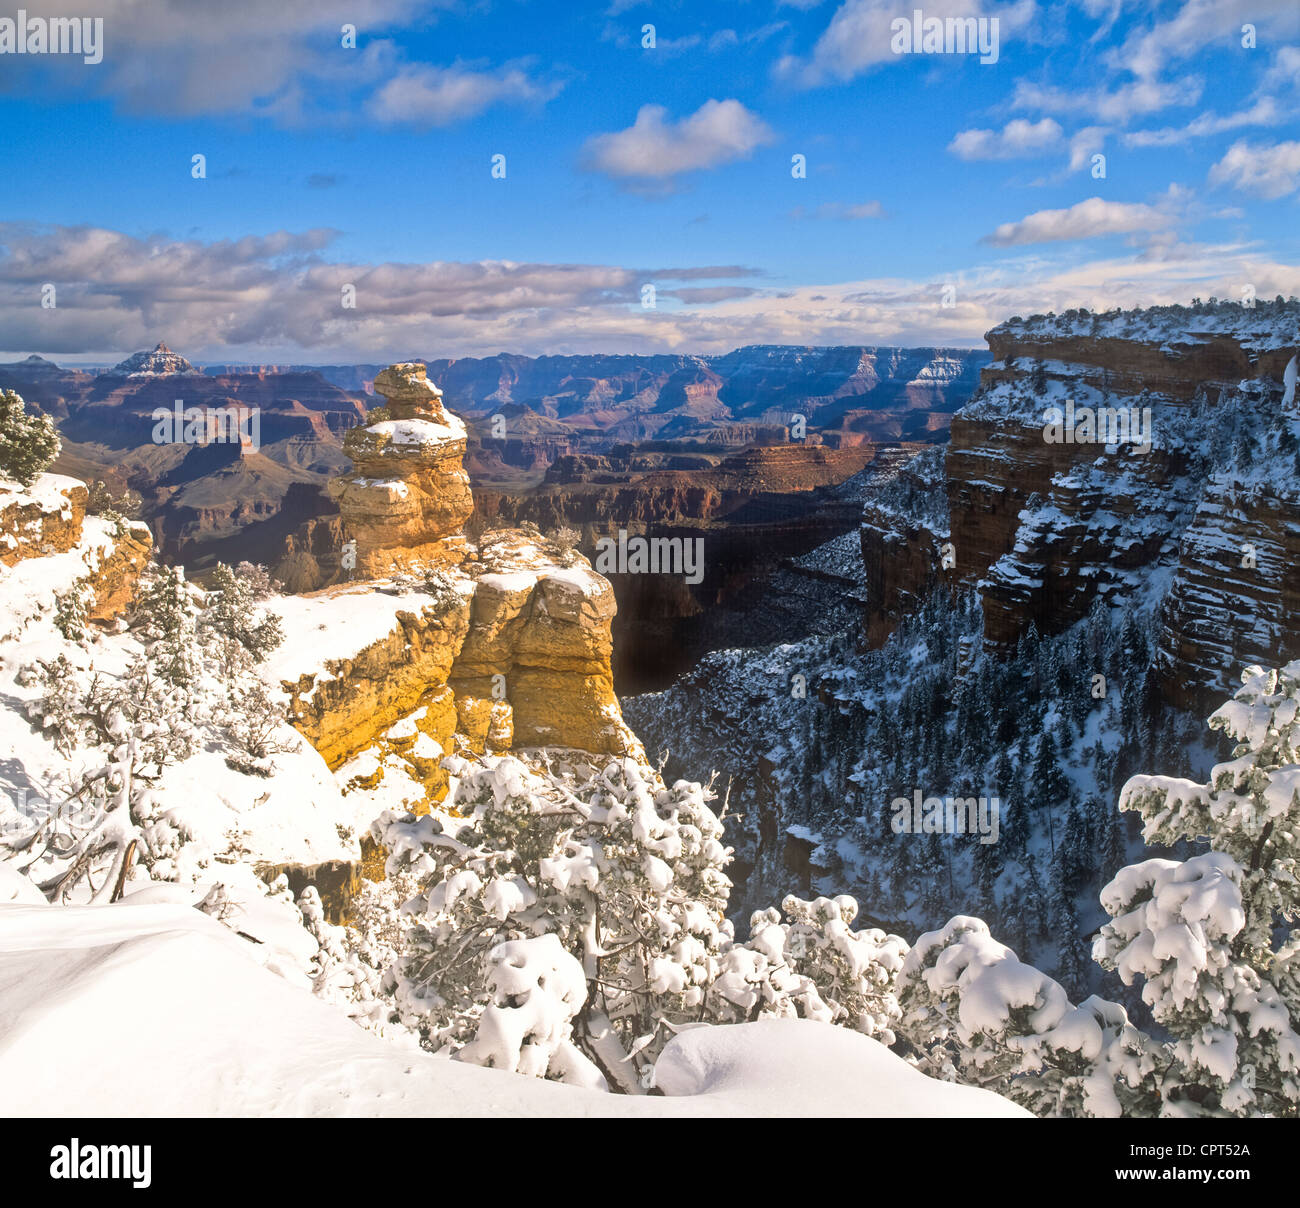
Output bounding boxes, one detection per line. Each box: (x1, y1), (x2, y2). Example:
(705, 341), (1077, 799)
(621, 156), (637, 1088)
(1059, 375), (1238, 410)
(1, 0), (1298, 361)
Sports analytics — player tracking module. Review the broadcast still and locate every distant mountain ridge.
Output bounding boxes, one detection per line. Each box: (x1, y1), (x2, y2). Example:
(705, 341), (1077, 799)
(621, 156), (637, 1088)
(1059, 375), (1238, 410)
(198, 345), (990, 442)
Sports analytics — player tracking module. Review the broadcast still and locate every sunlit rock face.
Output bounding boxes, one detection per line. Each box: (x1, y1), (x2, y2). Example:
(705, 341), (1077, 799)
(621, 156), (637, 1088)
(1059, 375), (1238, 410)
(0, 473), (151, 621)
(328, 363), (475, 578)
(860, 303), (1300, 712)
(270, 371), (640, 823)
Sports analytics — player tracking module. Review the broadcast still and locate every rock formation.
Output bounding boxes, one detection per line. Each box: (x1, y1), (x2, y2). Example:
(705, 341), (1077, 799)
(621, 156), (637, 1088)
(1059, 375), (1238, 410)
(0, 473), (152, 622)
(861, 301), (1300, 711)
(327, 362), (474, 578)
(268, 365), (636, 831)
(104, 341), (204, 378)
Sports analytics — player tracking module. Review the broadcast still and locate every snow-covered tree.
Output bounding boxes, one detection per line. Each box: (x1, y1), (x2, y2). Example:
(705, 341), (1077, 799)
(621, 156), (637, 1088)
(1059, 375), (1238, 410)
(20, 654), (201, 902)
(203, 562), (284, 664)
(15, 559), (299, 897)
(707, 894), (906, 1041)
(52, 583), (92, 643)
(0, 388), (59, 487)
(231, 560), (281, 600)
(377, 752), (732, 1090)
(457, 935), (606, 1088)
(131, 565), (202, 688)
(1095, 661), (1300, 1116)
(897, 915), (1160, 1117)
(85, 479), (142, 521)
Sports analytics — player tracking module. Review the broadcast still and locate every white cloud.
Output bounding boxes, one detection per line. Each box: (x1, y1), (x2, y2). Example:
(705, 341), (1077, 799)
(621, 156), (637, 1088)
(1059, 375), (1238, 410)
(0, 0), (446, 118)
(0, 1), (563, 128)
(1124, 96), (1281, 147)
(1068, 127), (1108, 172)
(583, 99), (774, 180)
(1260, 45), (1300, 92)
(948, 118), (1063, 160)
(774, 0), (1036, 88)
(365, 63), (562, 126)
(1209, 139), (1300, 199)
(983, 197), (1171, 246)
(4, 223), (1298, 360)
(1109, 0), (1300, 82)
(1012, 75), (1203, 124)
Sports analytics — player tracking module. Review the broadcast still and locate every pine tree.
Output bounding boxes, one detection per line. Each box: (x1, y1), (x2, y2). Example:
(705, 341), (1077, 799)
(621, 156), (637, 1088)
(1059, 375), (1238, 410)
(0, 389), (60, 487)
(380, 754), (733, 1091)
(1031, 733), (1071, 857)
(1096, 663), (1300, 1116)
(204, 562), (284, 663)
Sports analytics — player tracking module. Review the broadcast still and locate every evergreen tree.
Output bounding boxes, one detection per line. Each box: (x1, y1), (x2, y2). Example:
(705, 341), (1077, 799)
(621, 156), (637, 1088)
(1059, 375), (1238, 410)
(0, 389), (60, 487)
(1096, 663), (1300, 1116)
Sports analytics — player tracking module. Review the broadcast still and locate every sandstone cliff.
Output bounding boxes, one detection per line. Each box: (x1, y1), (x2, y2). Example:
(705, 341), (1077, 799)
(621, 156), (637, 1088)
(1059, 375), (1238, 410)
(0, 473), (151, 623)
(327, 363), (474, 578)
(861, 301), (1300, 710)
(267, 365), (637, 825)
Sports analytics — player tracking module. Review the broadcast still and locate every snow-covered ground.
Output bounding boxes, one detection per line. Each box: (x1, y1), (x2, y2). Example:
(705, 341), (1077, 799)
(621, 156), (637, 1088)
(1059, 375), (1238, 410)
(0, 899), (1027, 1118)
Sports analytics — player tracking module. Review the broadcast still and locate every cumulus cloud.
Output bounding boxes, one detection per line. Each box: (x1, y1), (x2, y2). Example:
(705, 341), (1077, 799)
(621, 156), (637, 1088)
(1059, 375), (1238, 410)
(948, 118), (1063, 160)
(982, 197), (1171, 246)
(775, 0), (1036, 88)
(1209, 138), (1300, 199)
(365, 62), (563, 125)
(4, 222), (1296, 362)
(582, 99), (774, 181)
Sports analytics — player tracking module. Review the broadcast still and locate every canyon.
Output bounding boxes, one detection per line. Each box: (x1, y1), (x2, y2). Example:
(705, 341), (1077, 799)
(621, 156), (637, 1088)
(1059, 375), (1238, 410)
(7, 342), (981, 690)
(621, 301), (1300, 988)
(860, 301), (1300, 712)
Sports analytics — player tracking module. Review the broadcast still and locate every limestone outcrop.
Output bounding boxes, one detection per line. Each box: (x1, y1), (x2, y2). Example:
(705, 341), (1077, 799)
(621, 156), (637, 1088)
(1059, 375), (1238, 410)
(268, 364), (638, 820)
(0, 473), (151, 622)
(327, 362), (474, 577)
(1, 474), (87, 567)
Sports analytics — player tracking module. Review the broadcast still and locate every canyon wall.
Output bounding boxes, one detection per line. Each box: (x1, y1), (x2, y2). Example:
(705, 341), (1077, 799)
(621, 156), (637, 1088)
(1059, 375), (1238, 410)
(862, 302), (1300, 711)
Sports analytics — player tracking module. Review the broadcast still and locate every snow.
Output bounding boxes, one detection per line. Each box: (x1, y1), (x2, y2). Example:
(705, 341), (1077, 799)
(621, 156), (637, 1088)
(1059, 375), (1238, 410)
(0, 471), (81, 517)
(538, 567), (600, 598)
(989, 300), (1300, 354)
(366, 416), (466, 445)
(0, 511), (122, 641)
(476, 570), (539, 595)
(263, 585), (448, 700)
(0, 901), (1028, 1118)
(0, 864), (46, 906)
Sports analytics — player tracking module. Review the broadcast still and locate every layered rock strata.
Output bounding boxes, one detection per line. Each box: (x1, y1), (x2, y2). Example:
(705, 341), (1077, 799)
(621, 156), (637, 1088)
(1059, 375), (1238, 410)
(0, 473), (151, 620)
(863, 302), (1300, 711)
(327, 363), (474, 577)
(269, 366), (636, 823)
